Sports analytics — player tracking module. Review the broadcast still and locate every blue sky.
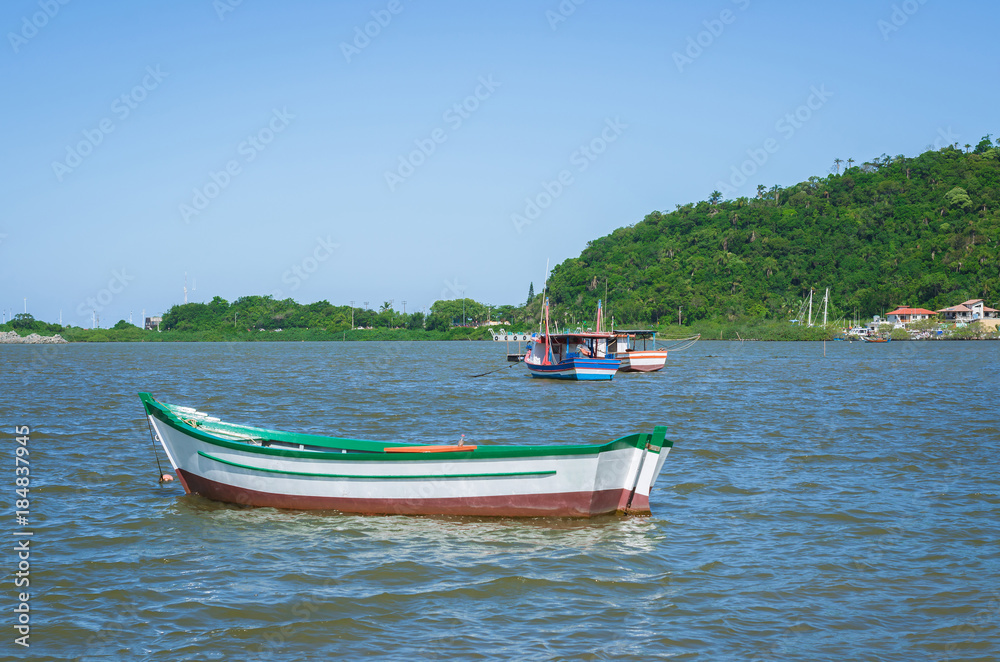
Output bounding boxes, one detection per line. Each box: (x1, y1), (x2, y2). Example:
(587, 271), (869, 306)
(2, 0), (997, 326)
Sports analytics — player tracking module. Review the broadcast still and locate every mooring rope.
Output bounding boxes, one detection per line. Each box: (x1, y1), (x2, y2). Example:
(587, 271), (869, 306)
(143, 416), (169, 483)
(470, 362), (521, 378)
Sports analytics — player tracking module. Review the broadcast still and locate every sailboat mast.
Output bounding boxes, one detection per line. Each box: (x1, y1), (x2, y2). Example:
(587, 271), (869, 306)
(823, 288), (829, 326)
(808, 289), (813, 327)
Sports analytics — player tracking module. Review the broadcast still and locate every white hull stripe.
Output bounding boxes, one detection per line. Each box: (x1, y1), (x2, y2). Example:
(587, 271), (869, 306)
(199, 451), (557, 480)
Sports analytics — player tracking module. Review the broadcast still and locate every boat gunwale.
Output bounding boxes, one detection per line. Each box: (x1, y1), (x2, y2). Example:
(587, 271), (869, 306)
(140, 393), (671, 461)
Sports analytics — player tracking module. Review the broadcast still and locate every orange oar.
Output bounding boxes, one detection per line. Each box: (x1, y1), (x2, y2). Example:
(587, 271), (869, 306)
(383, 445), (477, 453)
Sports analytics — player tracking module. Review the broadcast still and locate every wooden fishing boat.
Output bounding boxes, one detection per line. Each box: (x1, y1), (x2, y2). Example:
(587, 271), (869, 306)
(862, 336), (891, 343)
(611, 330), (669, 372)
(524, 298), (620, 380)
(524, 332), (620, 380)
(139, 393), (672, 517)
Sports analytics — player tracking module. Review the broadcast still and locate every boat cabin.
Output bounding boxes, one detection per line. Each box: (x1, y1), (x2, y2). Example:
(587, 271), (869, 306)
(611, 329), (658, 355)
(526, 332), (613, 365)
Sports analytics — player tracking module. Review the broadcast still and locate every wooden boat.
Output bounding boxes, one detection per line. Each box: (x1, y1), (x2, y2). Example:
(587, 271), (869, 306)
(611, 330), (669, 372)
(139, 393), (673, 517)
(524, 299), (619, 380)
(862, 336), (891, 343)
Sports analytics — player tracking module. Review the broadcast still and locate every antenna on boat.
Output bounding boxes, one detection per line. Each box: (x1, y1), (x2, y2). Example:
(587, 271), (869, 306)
(538, 258), (550, 332)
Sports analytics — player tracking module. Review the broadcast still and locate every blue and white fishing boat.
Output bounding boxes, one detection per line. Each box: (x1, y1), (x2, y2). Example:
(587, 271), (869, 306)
(524, 299), (620, 380)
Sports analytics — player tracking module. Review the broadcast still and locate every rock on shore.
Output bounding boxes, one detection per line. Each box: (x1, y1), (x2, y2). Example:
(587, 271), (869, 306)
(0, 331), (68, 344)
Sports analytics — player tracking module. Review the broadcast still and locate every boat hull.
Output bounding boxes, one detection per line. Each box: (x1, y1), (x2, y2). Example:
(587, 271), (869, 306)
(618, 350), (668, 372)
(525, 357), (620, 380)
(140, 394), (670, 518)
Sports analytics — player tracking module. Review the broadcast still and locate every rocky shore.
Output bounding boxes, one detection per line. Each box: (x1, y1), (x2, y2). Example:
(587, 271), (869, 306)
(0, 331), (67, 344)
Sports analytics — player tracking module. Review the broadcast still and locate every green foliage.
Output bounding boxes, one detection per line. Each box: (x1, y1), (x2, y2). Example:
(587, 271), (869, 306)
(430, 299), (486, 325)
(5, 313), (64, 336)
(407, 312), (425, 330)
(944, 186), (973, 211)
(425, 313), (450, 332)
(11, 313), (35, 329)
(542, 143), (1000, 325)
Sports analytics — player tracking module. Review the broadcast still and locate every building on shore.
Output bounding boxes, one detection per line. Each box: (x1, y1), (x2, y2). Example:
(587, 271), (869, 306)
(885, 307), (937, 325)
(937, 299), (1000, 323)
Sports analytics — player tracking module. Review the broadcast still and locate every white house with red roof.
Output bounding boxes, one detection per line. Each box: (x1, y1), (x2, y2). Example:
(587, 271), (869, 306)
(885, 307), (937, 325)
(937, 299), (1000, 323)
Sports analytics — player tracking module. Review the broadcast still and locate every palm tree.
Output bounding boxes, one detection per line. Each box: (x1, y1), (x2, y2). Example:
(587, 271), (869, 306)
(847, 157), (855, 170)
(833, 157), (843, 174)
(756, 184), (766, 199)
(964, 143), (972, 153)
(709, 190), (722, 205)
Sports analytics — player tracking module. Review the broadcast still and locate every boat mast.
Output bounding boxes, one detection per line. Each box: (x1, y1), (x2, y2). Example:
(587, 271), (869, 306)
(823, 288), (829, 326)
(538, 258), (549, 333)
(808, 289), (813, 327)
(543, 298), (552, 365)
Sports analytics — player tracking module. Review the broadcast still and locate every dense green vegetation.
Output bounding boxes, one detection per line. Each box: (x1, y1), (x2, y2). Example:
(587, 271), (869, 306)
(6, 139), (998, 342)
(543, 139), (1000, 327)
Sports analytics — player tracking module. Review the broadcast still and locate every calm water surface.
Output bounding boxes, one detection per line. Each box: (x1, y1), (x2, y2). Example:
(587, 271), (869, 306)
(2, 340), (999, 660)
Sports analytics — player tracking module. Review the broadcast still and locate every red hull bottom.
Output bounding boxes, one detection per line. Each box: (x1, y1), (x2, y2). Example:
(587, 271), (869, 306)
(619, 365), (663, 372)
(177, 470), (651, 517)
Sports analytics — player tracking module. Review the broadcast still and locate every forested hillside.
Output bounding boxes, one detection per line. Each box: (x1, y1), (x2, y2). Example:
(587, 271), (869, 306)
(545, 139), (1000, 325)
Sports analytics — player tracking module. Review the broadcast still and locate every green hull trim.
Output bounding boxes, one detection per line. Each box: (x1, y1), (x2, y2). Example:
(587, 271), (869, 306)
(139, 392), (672, 461)
(198, 451), (558, 480)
